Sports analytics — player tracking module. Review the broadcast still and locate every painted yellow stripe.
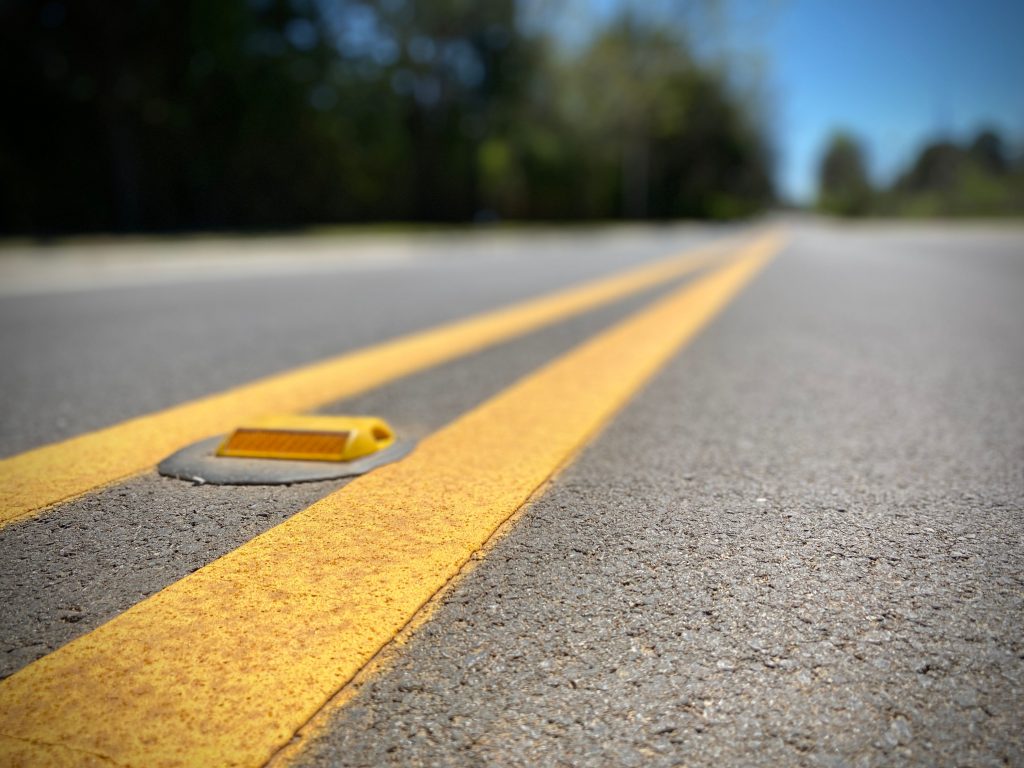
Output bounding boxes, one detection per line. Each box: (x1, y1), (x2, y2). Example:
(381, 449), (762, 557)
(0, 237), (736, 529)
(0, 231), (783, 768)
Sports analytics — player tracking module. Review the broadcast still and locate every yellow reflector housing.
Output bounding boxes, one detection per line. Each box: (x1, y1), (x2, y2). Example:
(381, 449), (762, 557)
(216, 415), (395, 463)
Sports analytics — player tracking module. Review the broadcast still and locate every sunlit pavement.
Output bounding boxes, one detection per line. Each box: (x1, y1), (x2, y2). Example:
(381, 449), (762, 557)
(1, 220), (1022, 767)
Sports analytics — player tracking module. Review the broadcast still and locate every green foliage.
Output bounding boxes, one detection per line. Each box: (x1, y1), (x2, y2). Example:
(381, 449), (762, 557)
(816, 127), (1024, 219)
(886, 132), (1024, 217)
(816, 133), (872, 216)
(1, 1), (775, 233)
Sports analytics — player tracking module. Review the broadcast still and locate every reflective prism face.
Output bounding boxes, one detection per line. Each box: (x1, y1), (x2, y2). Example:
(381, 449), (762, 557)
(217, 428), (352, 463)
(215, 415), (395, 463)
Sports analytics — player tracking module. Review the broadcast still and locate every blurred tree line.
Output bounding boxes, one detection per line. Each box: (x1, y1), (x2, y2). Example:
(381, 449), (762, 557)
(817, 128), (1024, 218)
(0, 0), (774, 234)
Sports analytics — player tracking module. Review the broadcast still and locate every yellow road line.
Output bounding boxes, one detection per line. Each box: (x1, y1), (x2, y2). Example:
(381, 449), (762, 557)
(0, 237), (736, 529)
(0, 231), (784, 768)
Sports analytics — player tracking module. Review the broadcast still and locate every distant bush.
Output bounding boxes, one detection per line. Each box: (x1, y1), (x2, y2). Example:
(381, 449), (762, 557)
(816, 128), (1024, 218)
(817, 133), (872, 217)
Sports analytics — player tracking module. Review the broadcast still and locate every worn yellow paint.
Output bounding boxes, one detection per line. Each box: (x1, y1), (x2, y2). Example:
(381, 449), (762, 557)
(0, 232), (782, 768)
(0, 237), (736, 529)
(267, 434), (578, 768)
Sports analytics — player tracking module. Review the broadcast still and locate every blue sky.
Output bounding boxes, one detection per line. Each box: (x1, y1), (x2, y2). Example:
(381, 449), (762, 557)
(741, 0), (1024, 201)
(564, 0), (1024, 201)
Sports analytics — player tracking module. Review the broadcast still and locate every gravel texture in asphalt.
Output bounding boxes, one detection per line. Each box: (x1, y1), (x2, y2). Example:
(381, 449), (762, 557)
(288, 225), (1024, 767)
(1, 224), (1021, 766)
(0, 277), (684, 680)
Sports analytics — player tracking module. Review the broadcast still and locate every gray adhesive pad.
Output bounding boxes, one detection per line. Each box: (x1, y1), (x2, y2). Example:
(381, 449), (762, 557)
(157, 436), (416, 485)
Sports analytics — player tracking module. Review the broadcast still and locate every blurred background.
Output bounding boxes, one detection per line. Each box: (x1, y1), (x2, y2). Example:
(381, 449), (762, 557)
(1, 0), (1022, 235)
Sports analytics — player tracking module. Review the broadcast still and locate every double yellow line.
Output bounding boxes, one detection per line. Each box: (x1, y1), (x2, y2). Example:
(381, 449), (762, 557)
(1, 237), (733, 529)
(0, 231), (784, 767)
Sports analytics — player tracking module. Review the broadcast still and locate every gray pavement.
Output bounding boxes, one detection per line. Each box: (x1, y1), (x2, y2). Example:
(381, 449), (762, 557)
(0, 272), (688, 679)
(1, 221), (1023, 766)
(289, 223), (1024, 767)
(0, 225), (730, 458)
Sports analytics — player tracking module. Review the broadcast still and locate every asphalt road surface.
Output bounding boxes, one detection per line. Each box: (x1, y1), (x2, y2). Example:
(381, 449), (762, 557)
(0, 220), (1021, 767)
